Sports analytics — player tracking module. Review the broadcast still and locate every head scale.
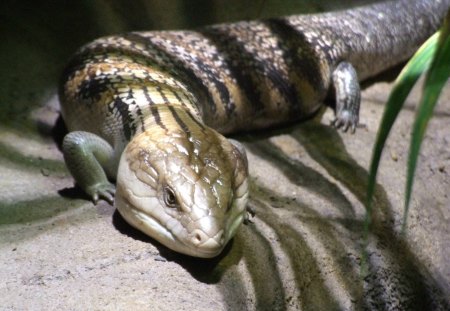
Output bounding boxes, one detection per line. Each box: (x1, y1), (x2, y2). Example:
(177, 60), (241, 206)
(115, 123), (248, 258)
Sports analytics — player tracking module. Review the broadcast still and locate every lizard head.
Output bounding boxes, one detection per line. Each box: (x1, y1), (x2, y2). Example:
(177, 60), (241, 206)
(115, 109), (248, 258)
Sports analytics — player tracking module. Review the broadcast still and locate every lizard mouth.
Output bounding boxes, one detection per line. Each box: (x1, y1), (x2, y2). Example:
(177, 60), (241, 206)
(115, 193), (227, 258)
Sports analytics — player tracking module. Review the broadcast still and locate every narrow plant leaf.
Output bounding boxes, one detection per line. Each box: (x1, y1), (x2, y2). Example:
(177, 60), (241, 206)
(403, 12), (450, 232)
(365, 32), (439, 231)
(361, 30), (441, 277)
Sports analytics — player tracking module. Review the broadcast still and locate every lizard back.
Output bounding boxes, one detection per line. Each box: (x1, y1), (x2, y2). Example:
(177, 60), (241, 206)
(60, 0), (448, 144)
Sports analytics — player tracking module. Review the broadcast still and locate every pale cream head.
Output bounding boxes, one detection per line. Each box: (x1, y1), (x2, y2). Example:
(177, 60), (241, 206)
(115, 126), (248, 258)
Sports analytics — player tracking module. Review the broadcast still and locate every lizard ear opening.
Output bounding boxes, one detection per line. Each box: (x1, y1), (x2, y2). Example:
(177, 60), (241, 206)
(227, 138), (248, 185)
(228, 139), (247, 163)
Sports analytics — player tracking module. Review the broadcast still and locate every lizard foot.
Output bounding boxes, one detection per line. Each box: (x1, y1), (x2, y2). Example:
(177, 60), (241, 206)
(331, 110), (359, 133)
(86, 182), (116, 205)
(331, 61), (360, 133)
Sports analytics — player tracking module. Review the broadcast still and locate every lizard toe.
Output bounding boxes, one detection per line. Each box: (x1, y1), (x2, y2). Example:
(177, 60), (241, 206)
(87, 182), (116, 205)
(332, 110), (358, 134)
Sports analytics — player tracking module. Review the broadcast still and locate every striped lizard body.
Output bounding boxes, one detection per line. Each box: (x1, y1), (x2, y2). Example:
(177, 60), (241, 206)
(59, 0), (448, 257)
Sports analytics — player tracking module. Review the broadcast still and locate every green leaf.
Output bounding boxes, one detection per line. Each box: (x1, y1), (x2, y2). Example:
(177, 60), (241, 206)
(365, 32), (439, 232)
(403, 12), (450, 232)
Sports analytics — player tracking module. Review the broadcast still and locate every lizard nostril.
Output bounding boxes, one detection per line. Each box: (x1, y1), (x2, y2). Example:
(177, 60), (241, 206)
(194, 233), (202, 243)
(191, 229), (207, 245)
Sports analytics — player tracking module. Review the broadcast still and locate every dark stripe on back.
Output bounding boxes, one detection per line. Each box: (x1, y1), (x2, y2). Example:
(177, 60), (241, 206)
(150, 105), (167, 131)
(135, 104), (145, 132)
(122, 32), (212, 113)
(185, 110), (206, 131)
(200, 25), (301, 117)
(125, 32), (235, 117)
(62, 33), (208, 115)
(263, 18), (327, 112)
(156, 85), (169, 104)
(143, 85), (154, 105)
(169, 88), (188, 109)
(78, 73), (114, 103)
(168, 105), (190, 135)
(199, 28), (265, 116)
(109, 97), (136, 141)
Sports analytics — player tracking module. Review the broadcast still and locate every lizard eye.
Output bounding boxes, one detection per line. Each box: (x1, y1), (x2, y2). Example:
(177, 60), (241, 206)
(163, 186), (178, 208)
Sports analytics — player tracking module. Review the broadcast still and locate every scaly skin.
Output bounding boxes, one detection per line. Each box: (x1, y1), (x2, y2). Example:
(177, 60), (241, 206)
(59, 0), (449, 257)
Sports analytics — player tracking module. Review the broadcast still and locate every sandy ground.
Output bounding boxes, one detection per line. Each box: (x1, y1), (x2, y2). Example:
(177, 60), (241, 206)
(1, 1), (449, 310)
(1, 79), (449, 310)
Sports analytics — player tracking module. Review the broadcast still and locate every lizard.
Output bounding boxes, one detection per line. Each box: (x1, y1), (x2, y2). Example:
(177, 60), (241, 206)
(59, 0), (449, 258)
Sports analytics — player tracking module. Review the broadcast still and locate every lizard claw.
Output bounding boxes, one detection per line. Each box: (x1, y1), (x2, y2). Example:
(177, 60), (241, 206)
(331, 110), (358, 134)
(87, 182), (116, 205)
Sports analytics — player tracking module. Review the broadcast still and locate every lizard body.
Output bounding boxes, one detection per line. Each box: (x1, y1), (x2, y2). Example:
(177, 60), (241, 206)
(59, 0), (449, 257)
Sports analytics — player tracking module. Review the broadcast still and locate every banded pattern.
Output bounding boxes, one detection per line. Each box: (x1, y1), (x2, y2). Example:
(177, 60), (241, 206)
(59, 0), (448, 257)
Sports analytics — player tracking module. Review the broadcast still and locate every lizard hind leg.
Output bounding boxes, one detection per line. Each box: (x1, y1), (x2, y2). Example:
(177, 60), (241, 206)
(330, 61), (361, 133)
(62, 131), (116, 204)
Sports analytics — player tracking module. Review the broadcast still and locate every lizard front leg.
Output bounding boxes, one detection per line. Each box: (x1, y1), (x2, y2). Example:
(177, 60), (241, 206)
(331, 61), (361, 133)
(62, 131), (116, 204)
